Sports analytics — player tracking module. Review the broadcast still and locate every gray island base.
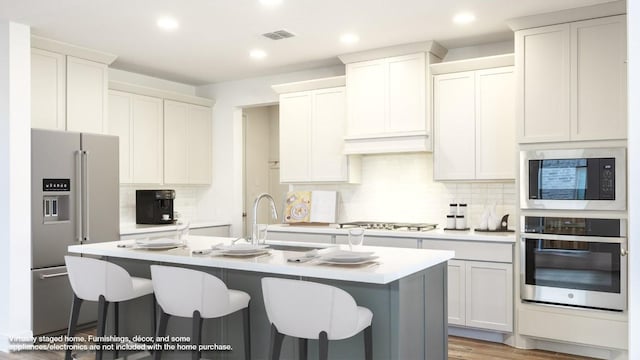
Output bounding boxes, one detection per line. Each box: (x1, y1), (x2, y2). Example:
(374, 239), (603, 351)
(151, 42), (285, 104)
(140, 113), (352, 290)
(69, 236), (453, 360)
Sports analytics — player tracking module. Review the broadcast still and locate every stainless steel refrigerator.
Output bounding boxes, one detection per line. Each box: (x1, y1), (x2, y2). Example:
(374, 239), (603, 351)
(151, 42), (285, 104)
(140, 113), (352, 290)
(31, 129), (119, 335)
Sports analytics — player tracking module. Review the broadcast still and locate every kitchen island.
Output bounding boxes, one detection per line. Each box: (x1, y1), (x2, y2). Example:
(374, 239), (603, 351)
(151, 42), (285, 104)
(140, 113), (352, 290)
(68, 236), (454, 360)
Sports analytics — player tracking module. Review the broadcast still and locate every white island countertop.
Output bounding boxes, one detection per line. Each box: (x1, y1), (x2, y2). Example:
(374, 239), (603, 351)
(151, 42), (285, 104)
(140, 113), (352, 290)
(68, 236), (454, 285)
(267, 223), (516, 243)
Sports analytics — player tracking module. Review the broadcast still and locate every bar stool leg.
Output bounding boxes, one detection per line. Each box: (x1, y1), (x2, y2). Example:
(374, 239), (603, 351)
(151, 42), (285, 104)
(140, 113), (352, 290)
(364, 325), (373, 360)
(151, 295), (157, 335)
(298, 338), (308, 360)
(154, 308), (169, 360)
(65, 294), (83, 360)
(242, 306), (251, 360)
(191, 310), (203, 360)
(96, 295), (109, 360)
(318, 331), (328, 360)
(114, 302), (119, 359)
(269, 323), (284, 360)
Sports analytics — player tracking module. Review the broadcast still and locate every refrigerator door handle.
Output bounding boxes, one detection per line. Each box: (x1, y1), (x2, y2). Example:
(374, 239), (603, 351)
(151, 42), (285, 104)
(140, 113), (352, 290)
(39, 272), (69, 280)
(75, 150), (83, 243)
(82, 150), (90, 243)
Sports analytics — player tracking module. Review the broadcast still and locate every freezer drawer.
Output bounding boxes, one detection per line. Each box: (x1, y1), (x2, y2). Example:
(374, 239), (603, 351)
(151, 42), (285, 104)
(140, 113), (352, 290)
(32, 266), (97, 335)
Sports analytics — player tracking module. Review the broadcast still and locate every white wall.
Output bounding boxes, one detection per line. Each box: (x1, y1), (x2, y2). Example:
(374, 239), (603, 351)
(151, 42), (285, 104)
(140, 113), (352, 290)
(119, 185), (211, 226)
(0, 21), (32, 352)
(195, 65), (345, 236)
(627, 0), (638, 358)
(292, 153), (516, 227)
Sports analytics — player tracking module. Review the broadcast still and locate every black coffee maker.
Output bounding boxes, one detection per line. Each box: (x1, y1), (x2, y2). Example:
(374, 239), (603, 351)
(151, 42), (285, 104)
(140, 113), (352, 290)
(136, 190), (175, 224)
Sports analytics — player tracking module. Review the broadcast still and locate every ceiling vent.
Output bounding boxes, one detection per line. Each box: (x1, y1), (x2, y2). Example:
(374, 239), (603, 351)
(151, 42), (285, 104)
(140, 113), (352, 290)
(262, 29), (295, 40)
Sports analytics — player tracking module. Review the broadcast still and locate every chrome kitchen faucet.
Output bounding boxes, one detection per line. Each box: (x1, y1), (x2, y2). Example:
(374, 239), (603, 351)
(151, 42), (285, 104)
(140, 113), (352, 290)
(251, 193), (278, 243)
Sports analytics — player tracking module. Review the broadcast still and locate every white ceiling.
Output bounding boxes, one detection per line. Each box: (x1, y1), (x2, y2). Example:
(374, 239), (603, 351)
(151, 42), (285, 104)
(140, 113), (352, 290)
(0, 0), (615, 85)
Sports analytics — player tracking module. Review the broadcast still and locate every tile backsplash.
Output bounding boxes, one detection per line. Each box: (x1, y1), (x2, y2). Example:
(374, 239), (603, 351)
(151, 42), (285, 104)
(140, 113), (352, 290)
(119, 185), (209, 226)
(291, 153), (517, 229)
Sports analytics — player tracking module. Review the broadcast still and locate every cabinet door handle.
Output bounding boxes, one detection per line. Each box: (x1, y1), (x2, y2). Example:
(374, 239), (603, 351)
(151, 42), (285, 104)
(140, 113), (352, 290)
(621, 248), (628, 256)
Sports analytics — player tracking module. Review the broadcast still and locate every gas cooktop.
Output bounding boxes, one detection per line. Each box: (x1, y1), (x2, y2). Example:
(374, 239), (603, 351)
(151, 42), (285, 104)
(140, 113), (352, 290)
(338, 221), (438, 232)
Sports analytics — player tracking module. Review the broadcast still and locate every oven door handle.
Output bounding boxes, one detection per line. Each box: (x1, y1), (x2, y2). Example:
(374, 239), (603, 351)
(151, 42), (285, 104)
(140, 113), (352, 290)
(521, 233), (627, 244)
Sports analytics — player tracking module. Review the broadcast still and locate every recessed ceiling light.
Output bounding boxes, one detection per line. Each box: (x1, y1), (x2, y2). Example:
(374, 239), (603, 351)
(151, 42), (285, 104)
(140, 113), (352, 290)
(250, 49), (267, 60)
(260, 0), (283, 6)
(453, 12), (476, 25)
(157, 16), (179, 31)
(340, 33), (360, 44)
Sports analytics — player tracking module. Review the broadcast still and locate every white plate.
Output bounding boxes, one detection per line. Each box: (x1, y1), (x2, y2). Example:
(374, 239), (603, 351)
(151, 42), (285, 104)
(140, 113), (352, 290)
(214, 244), (270, 253)
(319, 256), (379, 265)
(321, 250), (375, 262)
(219, 249), (270, 257)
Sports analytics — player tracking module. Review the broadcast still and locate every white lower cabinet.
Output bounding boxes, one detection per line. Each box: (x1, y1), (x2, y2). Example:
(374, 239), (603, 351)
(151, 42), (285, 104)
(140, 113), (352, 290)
(447, 260), (513, 332)
(447, 260), (466, 326)
(120, 225), (230, 240)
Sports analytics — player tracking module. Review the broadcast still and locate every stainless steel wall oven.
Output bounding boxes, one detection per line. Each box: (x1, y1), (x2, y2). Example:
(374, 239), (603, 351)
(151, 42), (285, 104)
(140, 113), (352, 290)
(520, 216), (627, 311)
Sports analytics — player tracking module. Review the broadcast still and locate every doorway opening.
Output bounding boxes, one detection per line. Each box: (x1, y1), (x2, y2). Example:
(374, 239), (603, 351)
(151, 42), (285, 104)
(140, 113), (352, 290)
(242, 105), (288, 238)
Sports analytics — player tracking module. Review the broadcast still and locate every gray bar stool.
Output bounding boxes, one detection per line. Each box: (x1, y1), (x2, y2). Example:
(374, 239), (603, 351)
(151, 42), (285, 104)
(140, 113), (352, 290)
(64, 256), (155, 360)
(261, 277), (373, 360)
(150, 265), (251, 360)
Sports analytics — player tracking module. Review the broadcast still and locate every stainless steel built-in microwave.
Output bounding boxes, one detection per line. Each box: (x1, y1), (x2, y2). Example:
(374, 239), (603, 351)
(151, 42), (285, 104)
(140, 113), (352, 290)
(521, 148), (626, 211)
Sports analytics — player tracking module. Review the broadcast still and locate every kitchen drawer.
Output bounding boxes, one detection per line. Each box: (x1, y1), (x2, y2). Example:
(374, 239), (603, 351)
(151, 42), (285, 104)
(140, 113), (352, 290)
(266, 231), (332, 244)
(190, 225), (230, 237)
(422, 239), (513, 263)
(32, 265), (97, 335)
(336, 235), (419, 248)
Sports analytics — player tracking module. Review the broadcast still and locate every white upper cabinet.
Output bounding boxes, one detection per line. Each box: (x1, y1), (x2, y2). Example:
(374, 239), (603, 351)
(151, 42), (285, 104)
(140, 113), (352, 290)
(276, 78), (359, 183)
(570, 15), (627, 141)
(339, 42), (446, 154)
(387, 54), (426, 133)
(186, 104), (213, 184)
(30, 37), (114, 134)
(164, 100), (212, 185)
(279, 91), (312, 182)
(433, 71), (476, 180)
(433, 57), (515, 181)
(516, 15), (626, 143)
(66, 56), (108, 134)
(346, 60), (386, 137)
(475, 67), (516, 179)
(31, 49), (66, 130)
(108, 90), (163, 184)
(345, 53), (430, 153)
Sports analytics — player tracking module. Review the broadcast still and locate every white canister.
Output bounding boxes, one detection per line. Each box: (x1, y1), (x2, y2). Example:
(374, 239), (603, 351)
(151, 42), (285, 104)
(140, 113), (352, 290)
(455, 215), (467, 230)
(446, 215), (456, 229)
(458, 203), (467, 216)
(449, 203), (458, 216)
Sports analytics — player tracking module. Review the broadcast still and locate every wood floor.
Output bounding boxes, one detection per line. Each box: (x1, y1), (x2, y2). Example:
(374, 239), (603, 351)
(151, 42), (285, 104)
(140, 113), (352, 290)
(0, 335), (597, 360)
(449, 336), (596, 360)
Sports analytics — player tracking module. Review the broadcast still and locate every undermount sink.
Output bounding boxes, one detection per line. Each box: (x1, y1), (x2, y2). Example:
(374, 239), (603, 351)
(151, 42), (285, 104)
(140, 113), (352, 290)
(266, 243), (334, 252)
